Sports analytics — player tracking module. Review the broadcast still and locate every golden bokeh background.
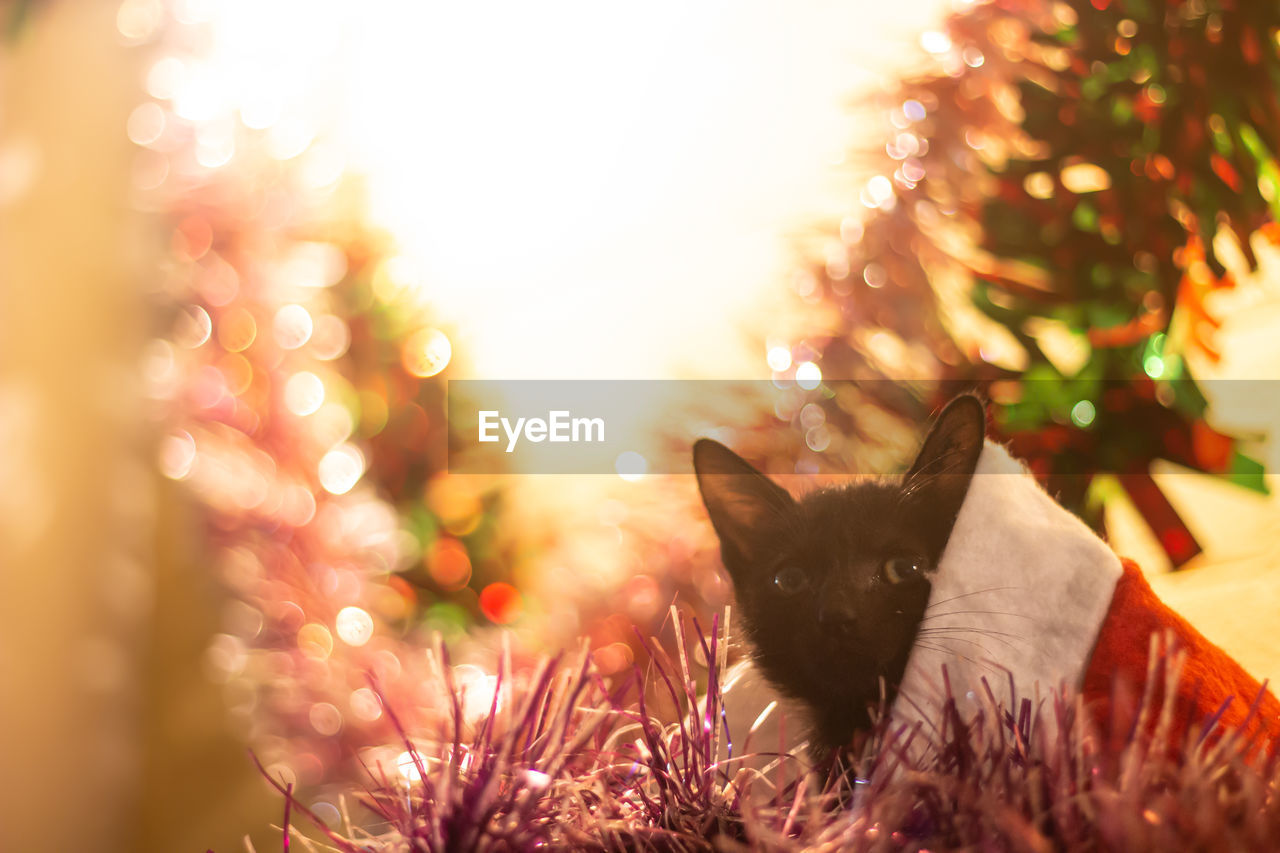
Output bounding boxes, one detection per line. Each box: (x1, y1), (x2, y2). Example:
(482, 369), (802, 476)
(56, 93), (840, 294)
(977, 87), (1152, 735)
(5, 3), (1280, 852)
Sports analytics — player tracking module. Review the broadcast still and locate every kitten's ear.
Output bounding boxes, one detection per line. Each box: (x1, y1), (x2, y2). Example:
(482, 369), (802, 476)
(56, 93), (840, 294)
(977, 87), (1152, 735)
(905, 394), (986, 538)
(693, 439), (794, 575)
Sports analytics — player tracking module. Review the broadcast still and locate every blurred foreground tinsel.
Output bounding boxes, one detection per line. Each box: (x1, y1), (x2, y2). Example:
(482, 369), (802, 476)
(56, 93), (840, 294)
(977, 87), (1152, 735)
(141, 9), (543, 791)
(758, 0), (1280, 566)
(243, 613), (1280, 853)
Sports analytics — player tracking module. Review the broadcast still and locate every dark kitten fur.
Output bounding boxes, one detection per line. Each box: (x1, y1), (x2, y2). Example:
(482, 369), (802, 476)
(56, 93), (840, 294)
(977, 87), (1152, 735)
(693, 395), (986, 757)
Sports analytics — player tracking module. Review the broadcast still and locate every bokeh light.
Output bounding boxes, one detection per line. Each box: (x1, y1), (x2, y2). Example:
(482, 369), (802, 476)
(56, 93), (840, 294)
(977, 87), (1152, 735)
(795, 361), (822, 390)
(479, 582), (522, 624)
(349, 687), (383, 722)
(334, 606), (374, 647)
(766, 345), (792, 372)
(283, 372), (325, 416)
(614, 451), (648, 482)
(273, 304), (314, 351)
(297, 622), (334, 661)
(400, 328), (452, 378)
(318, 444), (364, 495)
(427, 538), (472, 591)
(158, 430), (196, 480)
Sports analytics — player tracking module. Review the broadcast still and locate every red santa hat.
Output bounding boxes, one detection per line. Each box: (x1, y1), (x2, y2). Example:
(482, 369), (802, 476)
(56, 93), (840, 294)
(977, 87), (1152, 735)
(893, 438), (1279, 749)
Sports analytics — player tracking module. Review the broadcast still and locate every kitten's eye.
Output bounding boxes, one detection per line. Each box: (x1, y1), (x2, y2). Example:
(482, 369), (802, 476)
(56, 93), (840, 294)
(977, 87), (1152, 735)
(883, 556), (927, 584)
(772, 566), (807, 595)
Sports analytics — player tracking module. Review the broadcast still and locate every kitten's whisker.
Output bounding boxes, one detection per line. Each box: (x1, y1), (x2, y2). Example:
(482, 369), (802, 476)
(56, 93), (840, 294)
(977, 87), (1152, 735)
(924, 586), (1025, 609)
(917, 627), (1023, 651)
(921, 609), (1037, 622)
(913, 633), (999, 653)
(919, 626), (1027, 643)
(912, 640), (1003, 679)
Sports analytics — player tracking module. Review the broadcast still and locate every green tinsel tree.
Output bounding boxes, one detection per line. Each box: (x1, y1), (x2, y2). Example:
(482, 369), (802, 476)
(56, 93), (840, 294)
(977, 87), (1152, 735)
(775, 0), (1280, 565)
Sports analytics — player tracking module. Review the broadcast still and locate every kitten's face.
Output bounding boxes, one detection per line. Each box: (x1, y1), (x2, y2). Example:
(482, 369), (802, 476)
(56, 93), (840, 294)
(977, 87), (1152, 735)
(693, 395), (985, 749)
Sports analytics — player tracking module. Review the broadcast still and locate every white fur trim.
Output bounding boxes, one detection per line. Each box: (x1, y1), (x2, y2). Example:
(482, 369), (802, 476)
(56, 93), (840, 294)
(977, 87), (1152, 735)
(892, 439), (1122, 742)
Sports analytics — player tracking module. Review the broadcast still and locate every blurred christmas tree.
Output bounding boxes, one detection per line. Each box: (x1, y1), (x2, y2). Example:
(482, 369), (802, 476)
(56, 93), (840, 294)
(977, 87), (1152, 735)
(773, 0), (1280, 566)
(148, 21), (527, 787)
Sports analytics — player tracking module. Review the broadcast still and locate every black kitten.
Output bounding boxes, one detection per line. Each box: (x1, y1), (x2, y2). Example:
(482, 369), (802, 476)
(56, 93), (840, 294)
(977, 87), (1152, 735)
(693, 395), (986, 758)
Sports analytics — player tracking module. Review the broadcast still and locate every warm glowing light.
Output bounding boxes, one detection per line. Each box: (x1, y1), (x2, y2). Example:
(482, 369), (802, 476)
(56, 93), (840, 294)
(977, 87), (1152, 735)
(426, 475), (483, 533)
(427, 538), (472, 591)
(273, 304), (314, 350)
(284, 371), (326, 416)
(401, 328), (452, 378)
(592, 642), (635, 674)
(279, 484), (317, 527)
(614, 451), (648, 481)
(397, 750), (422, 781)
(267, 119), (315, 161)
(176, 1), (952, 378)
(795, 361), (822, 390)
(318, 444), (365, 495)
(133, 151), (169, 191)
(310, 315), (350, 361)
(297, 622), (334, 660)
(127, 102), (166, 146)
(523, 769), (551, 791)
(806, 425), (832, 452)
(218, 353), (253, 395)
(350, 687), (383, 722)
(314, 403), (355, 449)
(146, 57), (185, 100)
(196, 126), (235, 168)
(861, 175), (895, 209)
(239, 94), (279, 130)
(799, 402), (826, 428)
(863, 263), (888, 288)
(309, 702), (343, 735)
(336, 4), (948, 376)
(1024, 171), (1055, 199)
(920, 30), (952, 54)
(1060, 162), (1111, 194)
(479, 582), (522, 624)
(283, 242), (347, 289)
(174, 0), (216, 25)
(766, 346), (792, 372)
(887, 132), (919, 160)
(200, 255), (240, 306)
(453, 664), (501, 721)
(173, 73), (222, 123)
(217, 307), (257, 352)
(159, 430), (197, 480)
(176, 305), (212, 348)
(117, 0), (164, 42)
(335, 606), (374, 646)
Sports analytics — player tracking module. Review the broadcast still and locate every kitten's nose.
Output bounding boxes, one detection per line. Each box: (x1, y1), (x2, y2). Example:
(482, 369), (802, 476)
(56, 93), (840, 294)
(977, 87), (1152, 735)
(817, 599), (857, 629)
